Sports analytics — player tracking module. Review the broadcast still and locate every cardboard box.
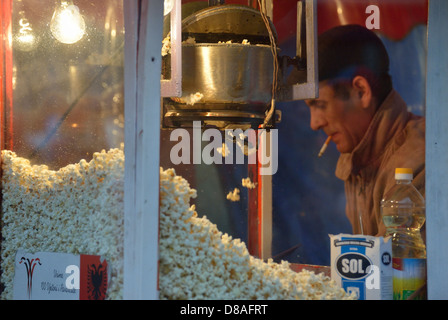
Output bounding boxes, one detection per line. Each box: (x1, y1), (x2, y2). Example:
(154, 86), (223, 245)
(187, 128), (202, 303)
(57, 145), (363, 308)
(330, 234), (393, 300)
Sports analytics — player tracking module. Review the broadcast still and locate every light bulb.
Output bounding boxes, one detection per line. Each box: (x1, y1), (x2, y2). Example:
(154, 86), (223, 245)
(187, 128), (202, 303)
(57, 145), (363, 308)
(50, 1), (86, 44)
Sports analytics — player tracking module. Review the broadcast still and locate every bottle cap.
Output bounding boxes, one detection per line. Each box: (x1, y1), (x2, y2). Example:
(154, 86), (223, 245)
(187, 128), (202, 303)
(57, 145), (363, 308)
(395, 168), (413, 180)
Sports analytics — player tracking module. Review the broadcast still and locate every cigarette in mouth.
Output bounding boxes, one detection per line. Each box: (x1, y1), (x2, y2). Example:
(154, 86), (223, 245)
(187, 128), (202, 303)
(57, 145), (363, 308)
(318, 136), (332, 157)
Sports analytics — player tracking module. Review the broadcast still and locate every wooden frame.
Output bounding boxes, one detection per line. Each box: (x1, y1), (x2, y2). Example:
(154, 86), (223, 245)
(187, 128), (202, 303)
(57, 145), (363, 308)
(123, 0), (163, 300)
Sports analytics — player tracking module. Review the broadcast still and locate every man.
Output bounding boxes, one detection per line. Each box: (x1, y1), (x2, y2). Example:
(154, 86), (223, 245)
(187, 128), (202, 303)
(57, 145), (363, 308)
(305, 24), (425, 236)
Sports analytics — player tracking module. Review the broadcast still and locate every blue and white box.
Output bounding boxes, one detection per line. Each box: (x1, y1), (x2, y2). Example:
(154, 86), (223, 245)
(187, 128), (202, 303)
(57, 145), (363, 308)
(330, 234), (393, 300)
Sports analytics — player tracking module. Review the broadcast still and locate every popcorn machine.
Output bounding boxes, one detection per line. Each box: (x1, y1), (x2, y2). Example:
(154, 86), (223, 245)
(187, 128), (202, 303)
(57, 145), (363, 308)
(0, 0), (320, 300)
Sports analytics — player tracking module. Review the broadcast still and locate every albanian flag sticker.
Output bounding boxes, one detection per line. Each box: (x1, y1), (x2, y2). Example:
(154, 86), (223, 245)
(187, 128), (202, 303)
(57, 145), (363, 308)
(13, 250), (109, 300)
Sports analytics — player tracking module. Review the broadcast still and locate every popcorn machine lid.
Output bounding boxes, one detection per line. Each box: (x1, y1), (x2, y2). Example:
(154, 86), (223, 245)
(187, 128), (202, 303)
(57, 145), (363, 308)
(180, 4), (277, 44)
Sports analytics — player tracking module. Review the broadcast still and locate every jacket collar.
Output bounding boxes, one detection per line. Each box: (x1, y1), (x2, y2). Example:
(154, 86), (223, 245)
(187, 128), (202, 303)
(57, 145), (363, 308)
(335, 90), (409, 180)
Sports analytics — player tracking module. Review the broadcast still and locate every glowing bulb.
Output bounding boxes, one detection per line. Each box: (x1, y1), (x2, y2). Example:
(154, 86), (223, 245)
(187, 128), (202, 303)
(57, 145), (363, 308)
(50, 1), (86, 44)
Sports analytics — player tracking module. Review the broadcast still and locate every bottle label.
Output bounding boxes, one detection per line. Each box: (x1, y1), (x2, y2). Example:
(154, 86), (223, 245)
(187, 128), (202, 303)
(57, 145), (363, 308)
(392, 258), (426, 300)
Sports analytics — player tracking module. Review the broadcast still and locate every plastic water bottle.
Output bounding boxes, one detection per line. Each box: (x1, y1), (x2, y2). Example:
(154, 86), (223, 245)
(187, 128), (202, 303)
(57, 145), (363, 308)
(380, 168), (426, 300)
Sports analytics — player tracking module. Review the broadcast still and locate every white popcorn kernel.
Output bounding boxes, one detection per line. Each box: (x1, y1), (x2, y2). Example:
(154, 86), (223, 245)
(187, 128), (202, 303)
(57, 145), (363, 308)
(217, 142), (230, 158)
(226, 188), (240, 202)
(242, 177), (257, 189)
(161, 34), (171, 56)
(184, 92), (204, 106)
(183, 36), (196, 44)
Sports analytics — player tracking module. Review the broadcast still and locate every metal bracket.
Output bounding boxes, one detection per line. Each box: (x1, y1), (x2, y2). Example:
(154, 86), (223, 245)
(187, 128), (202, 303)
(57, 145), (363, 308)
(161, 0), (182, 97)
(278, 0), (318, 101)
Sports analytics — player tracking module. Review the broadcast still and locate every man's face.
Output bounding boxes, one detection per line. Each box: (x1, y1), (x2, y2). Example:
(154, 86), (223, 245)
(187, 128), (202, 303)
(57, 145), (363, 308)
(305, 81), (373, 154)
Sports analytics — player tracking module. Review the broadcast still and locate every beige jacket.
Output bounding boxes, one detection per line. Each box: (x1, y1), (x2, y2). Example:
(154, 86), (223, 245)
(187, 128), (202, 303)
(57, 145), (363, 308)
(335, 90), (425, 236)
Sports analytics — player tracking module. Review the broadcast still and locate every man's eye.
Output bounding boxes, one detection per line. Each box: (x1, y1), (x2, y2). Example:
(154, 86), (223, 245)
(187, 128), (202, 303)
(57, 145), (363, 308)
(306, 100), (326, 110)
(314, 101), (327, 109)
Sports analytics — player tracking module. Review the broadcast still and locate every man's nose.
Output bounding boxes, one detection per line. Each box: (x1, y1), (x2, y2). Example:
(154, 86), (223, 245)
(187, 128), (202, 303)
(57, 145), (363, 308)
(310, 108), (326, 131)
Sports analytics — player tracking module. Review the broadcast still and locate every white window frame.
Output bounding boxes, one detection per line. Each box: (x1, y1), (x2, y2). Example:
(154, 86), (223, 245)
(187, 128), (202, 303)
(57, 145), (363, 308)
(123, 0), (164, 300)
(425, 0), (448, 300)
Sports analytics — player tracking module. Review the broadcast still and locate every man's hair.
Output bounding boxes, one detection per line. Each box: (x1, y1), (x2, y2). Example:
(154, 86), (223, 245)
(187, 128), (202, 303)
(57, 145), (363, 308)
(318, 24), (392, 104)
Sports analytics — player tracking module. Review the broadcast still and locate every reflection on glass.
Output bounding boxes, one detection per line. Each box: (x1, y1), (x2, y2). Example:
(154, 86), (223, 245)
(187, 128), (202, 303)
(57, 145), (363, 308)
(14, 11), (38, 51)
(11, 0), (124, 169)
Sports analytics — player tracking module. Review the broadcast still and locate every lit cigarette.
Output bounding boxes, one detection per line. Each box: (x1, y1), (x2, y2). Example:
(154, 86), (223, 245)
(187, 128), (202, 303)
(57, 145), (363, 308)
(318, 136), (332, 157)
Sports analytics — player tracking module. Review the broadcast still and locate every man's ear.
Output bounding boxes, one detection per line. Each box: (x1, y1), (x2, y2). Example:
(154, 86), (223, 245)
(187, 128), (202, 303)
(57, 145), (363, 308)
(352, 76), (373, 109)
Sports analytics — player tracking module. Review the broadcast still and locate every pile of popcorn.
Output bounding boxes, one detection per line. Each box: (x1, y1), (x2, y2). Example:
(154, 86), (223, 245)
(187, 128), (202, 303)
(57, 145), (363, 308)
(1, 148), (352, 300)
(0, 148), (125, 300)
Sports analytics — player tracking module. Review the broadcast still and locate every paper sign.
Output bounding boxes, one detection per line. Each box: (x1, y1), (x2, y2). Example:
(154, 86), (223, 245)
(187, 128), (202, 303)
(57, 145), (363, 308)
(13, 250), (108, 300)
